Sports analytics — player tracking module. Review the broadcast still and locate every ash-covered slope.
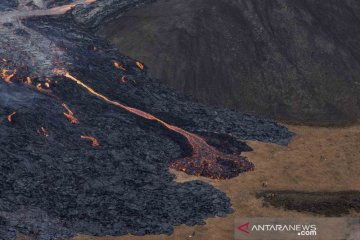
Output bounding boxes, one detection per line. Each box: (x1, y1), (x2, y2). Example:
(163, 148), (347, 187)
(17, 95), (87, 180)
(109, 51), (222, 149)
(99, 0), (360, 125)
(0, 1), (292, 239)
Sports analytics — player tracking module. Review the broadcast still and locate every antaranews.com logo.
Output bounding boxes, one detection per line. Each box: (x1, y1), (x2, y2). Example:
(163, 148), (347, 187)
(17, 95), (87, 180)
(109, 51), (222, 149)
(238, 222), (317, 236)
(235, 217), (359, 240)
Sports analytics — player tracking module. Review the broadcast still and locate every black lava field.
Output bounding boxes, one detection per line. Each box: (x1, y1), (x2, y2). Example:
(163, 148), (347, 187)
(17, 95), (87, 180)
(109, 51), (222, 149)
(0, 1), (293, 239)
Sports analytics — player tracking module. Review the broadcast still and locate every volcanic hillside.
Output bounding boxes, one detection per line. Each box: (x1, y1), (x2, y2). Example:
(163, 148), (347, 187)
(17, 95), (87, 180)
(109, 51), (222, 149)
(99, 0), (360, 125)
(0, 1), (292, 239)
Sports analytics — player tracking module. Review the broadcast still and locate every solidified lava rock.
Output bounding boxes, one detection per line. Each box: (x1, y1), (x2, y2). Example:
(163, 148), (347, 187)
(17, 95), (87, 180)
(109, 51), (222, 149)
(0, 1), (293, 239)
(0, 1), (18, 11)
(257, 191), (360, 216)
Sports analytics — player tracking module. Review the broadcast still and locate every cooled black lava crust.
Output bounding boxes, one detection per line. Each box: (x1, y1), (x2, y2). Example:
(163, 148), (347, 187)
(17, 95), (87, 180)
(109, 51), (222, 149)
(0, 1), (293, 239)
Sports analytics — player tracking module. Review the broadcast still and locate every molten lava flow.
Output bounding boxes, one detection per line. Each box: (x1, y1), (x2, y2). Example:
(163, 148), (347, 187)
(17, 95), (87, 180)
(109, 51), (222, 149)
(36, 83), (42, 90)
(25, 77), (32, 85)
(135, 61), (144, 70)
(81, 135), (99, 147)
(37, 127), (49, 138)
(41, 0), (97, 16)
(33, 82), (54, 96)
(120, 76), (126, 84)
(7, 112), (16, 123)
(62, 103), (79, 124)
(54, 69), (254, 179)
(1, 69), (17, 83)
(113, 61), (126, 71)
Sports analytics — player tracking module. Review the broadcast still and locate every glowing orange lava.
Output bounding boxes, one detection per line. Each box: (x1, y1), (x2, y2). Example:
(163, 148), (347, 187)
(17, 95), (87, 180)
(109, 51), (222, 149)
(113, 61), (126, 71)
(120, 76), (126, 84)
(54, 69), (254, 179)
(7, 112), (16, 123)
(25, 77), (32, 85)
(32, 82), (53, 96)
(1, 69), (17, 83)
(62, 103), (79, 124)
(81, 135), (99, 147)
(38, 127), (49, 138)
(135, 61), (144, 70)
(43, 0), (97, 16)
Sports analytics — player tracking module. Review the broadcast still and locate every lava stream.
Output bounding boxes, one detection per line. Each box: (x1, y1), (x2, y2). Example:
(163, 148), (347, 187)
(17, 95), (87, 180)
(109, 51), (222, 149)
(0, 0), (97, 24)
(7, 112), (16, 123)
(62, 103), (79, 124)
(54, 69), (254, 179)
(113, 61), (126, 71)
(120, 76), (126, 84)
(81, 135), (99, 147)
(1, 69), (17, 83)
(135, 61), (144, 70)
(37, 127), (49, 138)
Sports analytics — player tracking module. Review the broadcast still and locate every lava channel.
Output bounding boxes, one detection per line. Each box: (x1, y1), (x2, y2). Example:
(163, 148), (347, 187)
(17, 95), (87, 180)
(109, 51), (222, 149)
(7, 112), (16, 123)
(62, 103), (79, 124)
(54, 69), (254, 179)
(81, 135), (99, 147)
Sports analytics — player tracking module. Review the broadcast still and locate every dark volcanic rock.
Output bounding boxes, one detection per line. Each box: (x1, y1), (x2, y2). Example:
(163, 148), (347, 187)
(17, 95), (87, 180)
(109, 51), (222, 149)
(0, 1), (292, 239)
(39, 0), (156, 29)
(99, 0), (360, 125)
(257, 191), (360, 216)
(0, 0), (18, 11)
(71, 0), (156, 30)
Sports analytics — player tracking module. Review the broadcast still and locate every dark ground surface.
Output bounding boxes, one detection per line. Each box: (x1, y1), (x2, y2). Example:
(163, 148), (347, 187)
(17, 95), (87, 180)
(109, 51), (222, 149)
(0, 1), (292, 239)
(99, 0), (360, 125)
(257, 191), (360, 216)
(0, 0), (18, 11)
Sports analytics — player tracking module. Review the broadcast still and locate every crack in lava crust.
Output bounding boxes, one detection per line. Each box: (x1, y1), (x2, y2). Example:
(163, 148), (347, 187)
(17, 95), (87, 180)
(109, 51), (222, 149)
(54, 69), (254, 179)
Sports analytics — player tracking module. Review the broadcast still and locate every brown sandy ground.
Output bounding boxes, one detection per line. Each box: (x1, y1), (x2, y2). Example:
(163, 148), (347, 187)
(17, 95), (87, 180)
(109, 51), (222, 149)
(18, 124), (360, 240)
